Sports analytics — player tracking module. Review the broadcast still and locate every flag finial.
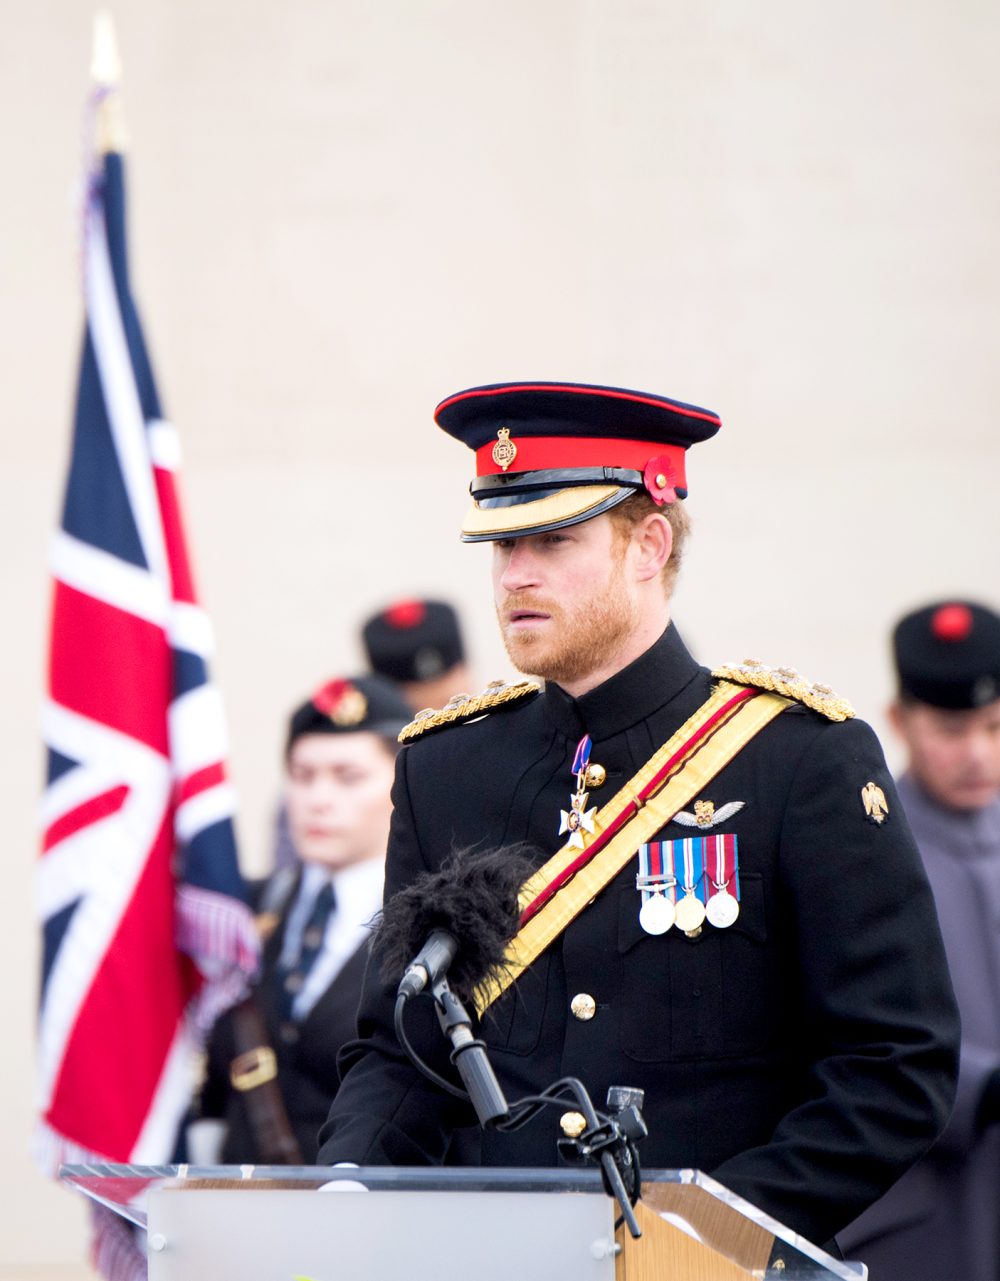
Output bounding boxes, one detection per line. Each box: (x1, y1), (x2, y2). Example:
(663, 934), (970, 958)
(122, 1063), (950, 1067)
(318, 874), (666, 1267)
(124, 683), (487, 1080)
(91, 10), (128, 152)
(91, 10), (121, 86)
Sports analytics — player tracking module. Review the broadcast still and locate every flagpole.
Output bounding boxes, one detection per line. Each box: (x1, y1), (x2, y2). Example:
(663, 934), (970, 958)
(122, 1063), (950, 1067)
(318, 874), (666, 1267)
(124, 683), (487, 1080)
(91, 9), (128, 153)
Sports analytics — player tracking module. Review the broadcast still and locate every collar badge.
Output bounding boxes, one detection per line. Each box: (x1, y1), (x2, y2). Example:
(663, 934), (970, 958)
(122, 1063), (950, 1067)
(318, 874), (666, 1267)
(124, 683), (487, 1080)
(861, 782), (889, 825)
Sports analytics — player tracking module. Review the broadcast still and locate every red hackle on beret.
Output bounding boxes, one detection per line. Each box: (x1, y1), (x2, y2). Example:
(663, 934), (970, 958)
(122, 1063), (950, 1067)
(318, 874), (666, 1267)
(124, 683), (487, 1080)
(932, 604), (974, 643)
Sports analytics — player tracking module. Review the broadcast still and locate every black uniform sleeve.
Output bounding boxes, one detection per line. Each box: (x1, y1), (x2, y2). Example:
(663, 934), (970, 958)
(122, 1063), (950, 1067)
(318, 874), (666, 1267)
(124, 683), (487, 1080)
(711, 716), (960, 1243)
(316, 746), (478, 1165)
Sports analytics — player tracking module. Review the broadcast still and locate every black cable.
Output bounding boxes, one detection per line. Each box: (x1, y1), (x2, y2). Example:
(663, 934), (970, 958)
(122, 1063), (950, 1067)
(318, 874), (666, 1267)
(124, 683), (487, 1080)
(497, 1077), (607, 1131)
(393, 993), (468, 1100)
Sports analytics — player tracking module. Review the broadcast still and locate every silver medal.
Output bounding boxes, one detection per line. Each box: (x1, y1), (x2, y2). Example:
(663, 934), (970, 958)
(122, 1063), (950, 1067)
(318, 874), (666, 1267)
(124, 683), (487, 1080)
(639, 893), (675, 935)
(706, 889), (740, 929)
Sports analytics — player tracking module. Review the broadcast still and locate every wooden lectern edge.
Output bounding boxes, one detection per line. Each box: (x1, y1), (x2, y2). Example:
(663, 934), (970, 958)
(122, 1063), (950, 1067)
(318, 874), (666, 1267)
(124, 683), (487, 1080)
(615, 1186), (776, 1280)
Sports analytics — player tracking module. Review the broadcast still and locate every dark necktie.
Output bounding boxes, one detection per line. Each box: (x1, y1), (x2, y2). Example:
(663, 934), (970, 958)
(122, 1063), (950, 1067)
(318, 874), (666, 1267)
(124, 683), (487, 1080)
(275, 881), (336, 1028)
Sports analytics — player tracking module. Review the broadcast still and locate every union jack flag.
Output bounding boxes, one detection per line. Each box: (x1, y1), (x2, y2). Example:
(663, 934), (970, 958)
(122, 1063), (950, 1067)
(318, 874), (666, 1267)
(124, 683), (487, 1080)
(36, 89), (258, 1220)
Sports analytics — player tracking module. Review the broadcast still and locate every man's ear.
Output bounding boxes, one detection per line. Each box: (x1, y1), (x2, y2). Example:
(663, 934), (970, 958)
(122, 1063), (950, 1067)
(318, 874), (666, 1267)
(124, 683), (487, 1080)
(631, 511), (672, 584)
(887, 700), (905, 741)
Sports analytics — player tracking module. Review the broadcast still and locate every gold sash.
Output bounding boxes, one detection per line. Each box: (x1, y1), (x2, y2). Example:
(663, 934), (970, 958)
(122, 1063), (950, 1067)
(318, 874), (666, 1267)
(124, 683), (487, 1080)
(474, 680), (789, 1014)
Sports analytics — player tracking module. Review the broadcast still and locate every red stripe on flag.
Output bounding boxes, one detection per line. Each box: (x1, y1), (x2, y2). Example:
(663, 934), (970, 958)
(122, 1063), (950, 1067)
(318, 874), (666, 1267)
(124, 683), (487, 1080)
(44, 808), (199, 1158)
(153, 467), (197, 605)
(42, 784), (130, 855)
(176, 761), (226, 805)
(49, 581), (171, 755)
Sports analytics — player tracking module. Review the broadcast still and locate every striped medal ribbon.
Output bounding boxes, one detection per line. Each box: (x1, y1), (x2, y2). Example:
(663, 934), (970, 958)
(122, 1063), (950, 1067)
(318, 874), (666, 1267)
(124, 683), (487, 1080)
(636, 840), (677, 935)
(674, 837), (707, 933)
(705, 833), (740, 928)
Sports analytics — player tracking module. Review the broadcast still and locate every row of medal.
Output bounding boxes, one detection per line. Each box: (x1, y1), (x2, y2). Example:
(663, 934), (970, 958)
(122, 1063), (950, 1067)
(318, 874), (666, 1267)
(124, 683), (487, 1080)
(636, 835), (741, 935)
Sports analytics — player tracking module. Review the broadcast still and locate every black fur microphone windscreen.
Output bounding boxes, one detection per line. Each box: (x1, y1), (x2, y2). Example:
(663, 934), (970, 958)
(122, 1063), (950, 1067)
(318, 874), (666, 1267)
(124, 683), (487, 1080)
(374, 845), (537, 1004)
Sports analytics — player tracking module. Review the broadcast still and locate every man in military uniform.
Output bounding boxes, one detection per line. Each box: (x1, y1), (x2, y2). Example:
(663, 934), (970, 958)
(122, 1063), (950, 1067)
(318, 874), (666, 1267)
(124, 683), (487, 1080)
(191, 674), (412, 1163)
(317, 381), (959, 1249)
(839, 601), (1000, 1281)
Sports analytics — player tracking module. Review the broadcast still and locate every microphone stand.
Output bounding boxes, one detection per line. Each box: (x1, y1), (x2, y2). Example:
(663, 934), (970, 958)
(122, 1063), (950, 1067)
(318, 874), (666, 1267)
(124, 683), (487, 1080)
(431, 976), (510, 1129)
(407, 976), (643, 1238)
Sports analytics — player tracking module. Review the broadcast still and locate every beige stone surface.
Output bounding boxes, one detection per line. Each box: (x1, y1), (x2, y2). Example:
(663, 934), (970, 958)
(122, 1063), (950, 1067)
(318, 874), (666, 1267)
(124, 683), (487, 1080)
(3, 0), (998, 1270)
(0, 1269), (95, 1281)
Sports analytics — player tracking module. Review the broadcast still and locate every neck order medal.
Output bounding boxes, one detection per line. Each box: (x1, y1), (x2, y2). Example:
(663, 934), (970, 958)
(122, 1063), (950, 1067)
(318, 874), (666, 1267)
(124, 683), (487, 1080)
(559, 735), (598, 849)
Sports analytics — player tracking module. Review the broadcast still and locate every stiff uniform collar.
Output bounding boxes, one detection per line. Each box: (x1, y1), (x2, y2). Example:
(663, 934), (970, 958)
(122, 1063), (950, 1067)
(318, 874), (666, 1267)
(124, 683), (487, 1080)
(541, 622), (701, 742)
(897, 771), (1000, 857)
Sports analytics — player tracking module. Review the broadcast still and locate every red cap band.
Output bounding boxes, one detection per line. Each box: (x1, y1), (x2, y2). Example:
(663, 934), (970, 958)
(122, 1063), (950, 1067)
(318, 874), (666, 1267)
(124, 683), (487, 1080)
(475, 435), (688, 486)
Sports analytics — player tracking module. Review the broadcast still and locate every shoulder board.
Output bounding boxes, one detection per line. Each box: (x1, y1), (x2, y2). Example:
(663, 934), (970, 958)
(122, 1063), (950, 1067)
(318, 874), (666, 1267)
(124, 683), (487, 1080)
(712, 659), (855, 723)
(398, 678), (542, 743)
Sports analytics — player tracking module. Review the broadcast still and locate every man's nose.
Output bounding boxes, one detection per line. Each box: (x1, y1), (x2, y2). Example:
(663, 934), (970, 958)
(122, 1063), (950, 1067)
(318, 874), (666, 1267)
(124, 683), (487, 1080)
(964, 729), (995, 771)
(307, 782), (336, 810)
(499, 542), (542, 593)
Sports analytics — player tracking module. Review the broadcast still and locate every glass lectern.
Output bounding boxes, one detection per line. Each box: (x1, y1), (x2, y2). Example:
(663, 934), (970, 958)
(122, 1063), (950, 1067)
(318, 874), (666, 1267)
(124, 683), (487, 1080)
(62, 1164), (866, 1280)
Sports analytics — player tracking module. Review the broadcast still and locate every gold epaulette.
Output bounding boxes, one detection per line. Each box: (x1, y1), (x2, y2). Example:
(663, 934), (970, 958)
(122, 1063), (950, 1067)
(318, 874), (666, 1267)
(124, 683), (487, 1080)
(712, 660), (855, 722)
(398, 678), (542, 743)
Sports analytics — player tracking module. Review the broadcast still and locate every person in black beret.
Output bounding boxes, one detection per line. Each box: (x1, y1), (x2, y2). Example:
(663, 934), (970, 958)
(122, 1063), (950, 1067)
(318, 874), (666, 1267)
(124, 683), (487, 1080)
(189, 674), (411, 1164)
(840, 601), (1000, 1281)
(318, 380), (959, 1254)
(361, 598), (475, 714)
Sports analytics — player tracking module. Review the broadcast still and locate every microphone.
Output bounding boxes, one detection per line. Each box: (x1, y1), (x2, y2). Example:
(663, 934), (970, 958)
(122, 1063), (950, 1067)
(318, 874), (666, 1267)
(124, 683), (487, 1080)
(397, 928), (459, 999)
(374, 844), (535, 1005)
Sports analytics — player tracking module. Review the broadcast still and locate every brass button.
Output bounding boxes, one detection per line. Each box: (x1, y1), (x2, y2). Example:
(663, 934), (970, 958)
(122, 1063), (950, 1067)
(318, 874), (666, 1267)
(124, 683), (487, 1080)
(570, 993), (597, 1021)
(655, 473), (667, 488)
(559, 1110), (587, 1138)
(585, 763), (606, 789)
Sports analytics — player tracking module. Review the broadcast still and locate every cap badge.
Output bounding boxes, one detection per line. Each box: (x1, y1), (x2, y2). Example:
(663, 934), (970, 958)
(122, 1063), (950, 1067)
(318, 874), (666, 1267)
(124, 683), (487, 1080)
(331, 688), (367, 726)
(491, 427), (518, 472)
(861, 781), (889, 825)
(312, 678), (369, 727)
(309, 676), (368, 727)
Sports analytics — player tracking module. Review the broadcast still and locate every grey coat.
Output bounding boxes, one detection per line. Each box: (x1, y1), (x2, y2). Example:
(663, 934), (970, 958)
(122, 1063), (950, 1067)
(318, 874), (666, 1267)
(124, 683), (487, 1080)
(838, 773), (1000, 1281)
